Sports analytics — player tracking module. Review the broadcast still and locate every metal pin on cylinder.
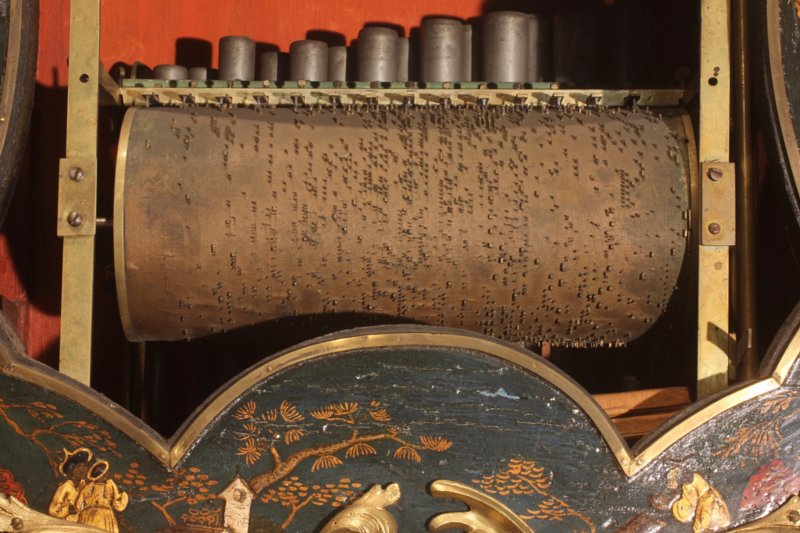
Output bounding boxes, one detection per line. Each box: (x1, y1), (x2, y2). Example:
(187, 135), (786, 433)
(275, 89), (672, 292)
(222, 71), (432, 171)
(188, 67), (208, 81)
(328, 46), (347, 82)
(421, 18), (464, 82)
(219, 36), (255, 81)
(357, 27), (398, 82)
(396, 37), (409, 82)
(483, 11), (529, 83)
(153, 64), (188, 80)
(527, 14), (551, 83)
(260, 51), (279, 81)
(289, 40), (328, 82)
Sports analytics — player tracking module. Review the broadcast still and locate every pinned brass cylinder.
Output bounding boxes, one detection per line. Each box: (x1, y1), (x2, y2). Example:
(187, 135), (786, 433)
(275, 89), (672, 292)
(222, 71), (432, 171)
(115, 106), (693, 346)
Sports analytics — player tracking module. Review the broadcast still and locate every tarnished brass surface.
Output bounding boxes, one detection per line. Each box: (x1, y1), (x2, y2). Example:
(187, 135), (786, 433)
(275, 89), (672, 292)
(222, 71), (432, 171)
(116, 105), (691, 345)
(319, 483), (400, 533)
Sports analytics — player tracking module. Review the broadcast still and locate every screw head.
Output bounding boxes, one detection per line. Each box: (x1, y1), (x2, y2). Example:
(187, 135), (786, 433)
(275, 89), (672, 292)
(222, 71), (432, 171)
(67, 211), (84, 228)
(788, 510), (800, 523)
(11, 518), (23, 531)
(68, 166), (85, 181)
(708, 222), (721, 235)
(707, 167), (723, 181)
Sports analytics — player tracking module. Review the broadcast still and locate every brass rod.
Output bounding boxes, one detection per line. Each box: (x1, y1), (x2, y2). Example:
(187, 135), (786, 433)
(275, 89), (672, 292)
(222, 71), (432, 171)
(732, 0), (758, 379)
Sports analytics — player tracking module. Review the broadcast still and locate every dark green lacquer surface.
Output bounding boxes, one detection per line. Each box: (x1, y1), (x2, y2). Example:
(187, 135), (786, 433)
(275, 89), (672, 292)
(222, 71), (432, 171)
(0, 343), (798, 532)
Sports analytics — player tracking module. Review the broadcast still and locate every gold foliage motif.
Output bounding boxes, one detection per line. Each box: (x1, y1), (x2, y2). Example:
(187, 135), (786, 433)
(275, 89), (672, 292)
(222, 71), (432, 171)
(311, 402), (360, 423)
(312, 455), (344, 472)
(370, 408), (392, 422)
(234, 401), (257, 420)
(420, 435), (453, 452)
(284, 428), (307, 445)
(237, 437), (265, 466)
(262, 477), (363, 529)
(346, 443), (377, 458)
(715, 388), (800, 461)
(475, 458), (594, 532)
(394, 446), (422, 462)
(279, 401), (305, 423)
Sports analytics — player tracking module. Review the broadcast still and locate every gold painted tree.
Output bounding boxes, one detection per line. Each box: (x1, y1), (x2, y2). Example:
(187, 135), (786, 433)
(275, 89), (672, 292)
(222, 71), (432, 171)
(231, 399), (453, 493)
(261, 476), (363, 529)
(474, 458), (595, 533)
(0, 396), (120, 476)
(715, 387), (800, 460)
(114, 462), (219, 526)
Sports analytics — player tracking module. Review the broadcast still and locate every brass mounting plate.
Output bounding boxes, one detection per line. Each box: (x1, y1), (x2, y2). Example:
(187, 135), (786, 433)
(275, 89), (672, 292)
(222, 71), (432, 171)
(701, 161), (735, 246)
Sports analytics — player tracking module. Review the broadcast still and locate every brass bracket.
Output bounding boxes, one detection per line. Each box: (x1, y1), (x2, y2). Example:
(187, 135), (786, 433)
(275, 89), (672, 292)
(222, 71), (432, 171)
(57, 157), (97, 237)
(700, 162), (735, 245)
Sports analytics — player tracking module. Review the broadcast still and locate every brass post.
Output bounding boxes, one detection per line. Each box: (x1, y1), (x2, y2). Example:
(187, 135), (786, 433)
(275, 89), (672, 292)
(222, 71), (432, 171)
(697, 0), (734, 399)
(57, 0), (100, 384)
(732, 0), (758, 380)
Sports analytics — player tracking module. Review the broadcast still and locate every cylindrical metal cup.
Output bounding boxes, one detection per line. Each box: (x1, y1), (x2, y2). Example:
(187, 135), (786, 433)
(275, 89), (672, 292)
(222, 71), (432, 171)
(527, 14), (551, 83)
(421, 18), (464, 82)
(482, 11), (529, 83)
(259, 51), (279, 81)
(328, 46), (347, 82)
(357, 27), (398, 82)
(396, 37), (409, 82)
(188, 67), (208, 81)
(219, 36), (256, 81)
(461, 24), (473, 82)
(153, 64), (188, 80)
(289, 40), (328, 81)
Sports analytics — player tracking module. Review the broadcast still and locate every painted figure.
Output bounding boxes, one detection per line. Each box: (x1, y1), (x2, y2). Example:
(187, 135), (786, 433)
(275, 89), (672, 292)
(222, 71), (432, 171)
(48, 447), (92, 522)
(76, 460), (128, 533)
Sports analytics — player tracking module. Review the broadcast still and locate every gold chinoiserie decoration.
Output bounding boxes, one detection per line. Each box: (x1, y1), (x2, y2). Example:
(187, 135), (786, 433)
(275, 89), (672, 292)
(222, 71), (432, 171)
(0, 494), (105, 533)
(428, 480), (536, 533)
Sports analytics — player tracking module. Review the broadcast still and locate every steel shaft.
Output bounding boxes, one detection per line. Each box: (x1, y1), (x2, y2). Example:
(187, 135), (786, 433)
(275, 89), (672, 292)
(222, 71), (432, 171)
(259, 51), (279, 81)
(328, 46), (347, 82)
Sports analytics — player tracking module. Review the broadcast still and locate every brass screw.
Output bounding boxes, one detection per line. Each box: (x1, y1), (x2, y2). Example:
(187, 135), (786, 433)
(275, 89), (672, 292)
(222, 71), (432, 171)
(707, 167), (723, 181)
(67, 211), (84, 228)
(68, 166), (85, 181)
(788, 510), (800, 523)
(11, 518), (23, 531)
(708, 223), (721, 235)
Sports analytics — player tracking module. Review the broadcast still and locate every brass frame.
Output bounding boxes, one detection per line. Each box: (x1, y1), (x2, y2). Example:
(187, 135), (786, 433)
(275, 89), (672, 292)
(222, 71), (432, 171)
(57, 0), (100, 385)
(57, 0), (746, 463)
(696, 0), (734, 399)
(4, 314), (799, 477)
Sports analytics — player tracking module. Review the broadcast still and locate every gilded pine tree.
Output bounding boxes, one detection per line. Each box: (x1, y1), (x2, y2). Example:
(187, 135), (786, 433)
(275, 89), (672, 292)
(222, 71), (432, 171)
(231, 399), (453, 495)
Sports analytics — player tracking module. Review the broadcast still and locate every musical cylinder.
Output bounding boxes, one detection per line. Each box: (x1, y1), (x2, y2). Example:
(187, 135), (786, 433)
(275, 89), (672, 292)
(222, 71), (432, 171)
(188, 67), (208, 81)
(421, 18), (464, 82)
(328, 46), (347, 82)
(527, 14), (551, 83)
(153, 64), (188, 80)
(115, 106), (693, 346)
(289, 40), (328, 81)
(357, 27), (398, 82)
(483, 11), (529, 83)
(259, 51), (279, 81)
(396, 37), (409, 82)
(219, 36), (255, 81)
